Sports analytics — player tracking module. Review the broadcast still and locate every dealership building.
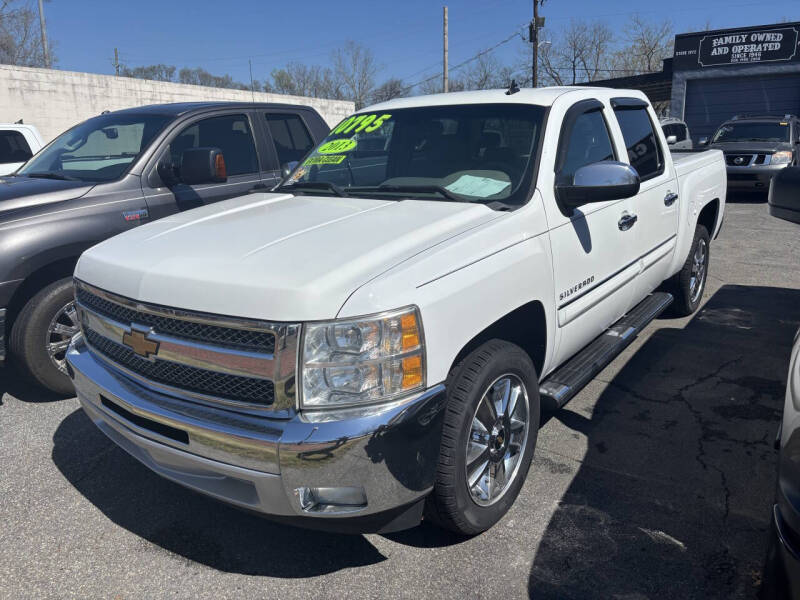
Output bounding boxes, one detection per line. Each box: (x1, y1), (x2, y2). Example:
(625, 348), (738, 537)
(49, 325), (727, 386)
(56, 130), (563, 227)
(589, 21), (800, 143)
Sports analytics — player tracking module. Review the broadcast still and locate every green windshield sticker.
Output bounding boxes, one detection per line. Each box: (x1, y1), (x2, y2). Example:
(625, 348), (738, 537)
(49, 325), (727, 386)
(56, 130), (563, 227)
(331, 113), (392, 135)
(304, 154), (347, 165)
(317, 138), (357, 154)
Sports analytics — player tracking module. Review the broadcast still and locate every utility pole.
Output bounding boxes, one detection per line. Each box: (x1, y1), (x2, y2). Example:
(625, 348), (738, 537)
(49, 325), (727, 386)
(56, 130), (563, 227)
(443, 6), (448, 93)
(114, 48), (120, 76)
(249, 59), (256, 102)
(530, 0), (545, 87)
(37, 0), (50, 68)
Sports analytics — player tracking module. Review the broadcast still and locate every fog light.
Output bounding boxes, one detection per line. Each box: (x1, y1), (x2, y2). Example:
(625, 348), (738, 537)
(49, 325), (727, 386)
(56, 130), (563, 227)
(295, 486), (367, 512)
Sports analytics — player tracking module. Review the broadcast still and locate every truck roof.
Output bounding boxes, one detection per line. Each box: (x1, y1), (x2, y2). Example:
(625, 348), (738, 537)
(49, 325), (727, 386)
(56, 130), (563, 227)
(107, 101), (318, 117)
(364, 86), (643, 112)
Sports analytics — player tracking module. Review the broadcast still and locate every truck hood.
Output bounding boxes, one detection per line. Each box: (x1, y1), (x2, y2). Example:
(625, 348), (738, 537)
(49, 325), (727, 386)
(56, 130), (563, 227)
(709, 141), (793, 154)
(76, 192), (499, 321)
(0, 175), (94, 214)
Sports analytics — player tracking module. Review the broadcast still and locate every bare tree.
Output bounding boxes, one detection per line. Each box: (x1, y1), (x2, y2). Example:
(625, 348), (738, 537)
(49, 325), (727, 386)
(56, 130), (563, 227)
(269, 62), (342, 99)
(178, 67), (249, 90)
(537, 20), (614, 85)
(612, 16), (674, 75)
(0, 0), (52, 67)
(120, 63), (176, 82)
(332, 40), (377, 109)
(370, 78), (406, 103)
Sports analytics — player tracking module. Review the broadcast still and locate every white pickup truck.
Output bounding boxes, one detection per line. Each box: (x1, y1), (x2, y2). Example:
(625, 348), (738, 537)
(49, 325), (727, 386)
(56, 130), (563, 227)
(0, 123), (44, 176)
(66, 87), (726, 535)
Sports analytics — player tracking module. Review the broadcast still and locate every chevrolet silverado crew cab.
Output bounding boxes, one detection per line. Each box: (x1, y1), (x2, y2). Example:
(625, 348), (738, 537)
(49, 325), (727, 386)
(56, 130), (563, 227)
(66, 87), (726, 535)
(0, 102), (329, 395)
(701, 114), (800, 194)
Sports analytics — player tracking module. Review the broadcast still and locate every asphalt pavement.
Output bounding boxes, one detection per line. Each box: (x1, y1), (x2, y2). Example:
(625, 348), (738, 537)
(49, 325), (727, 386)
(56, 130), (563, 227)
(1, 198), (799, 599)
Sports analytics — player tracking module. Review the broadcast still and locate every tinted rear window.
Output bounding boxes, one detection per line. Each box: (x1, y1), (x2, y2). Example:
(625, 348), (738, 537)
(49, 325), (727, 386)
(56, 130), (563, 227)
(0, 130), (32, 164)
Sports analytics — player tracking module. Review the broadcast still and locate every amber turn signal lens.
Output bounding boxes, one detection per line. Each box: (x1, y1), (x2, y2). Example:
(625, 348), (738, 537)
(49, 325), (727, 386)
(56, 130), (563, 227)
(402, 355), (423, 389)
(400, 313), (420, 350)
(214, 153), (227, 179)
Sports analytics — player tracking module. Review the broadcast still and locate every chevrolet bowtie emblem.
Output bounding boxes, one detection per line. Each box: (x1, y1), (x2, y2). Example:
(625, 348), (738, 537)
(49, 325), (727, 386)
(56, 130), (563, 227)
(122, 328), (159, 358)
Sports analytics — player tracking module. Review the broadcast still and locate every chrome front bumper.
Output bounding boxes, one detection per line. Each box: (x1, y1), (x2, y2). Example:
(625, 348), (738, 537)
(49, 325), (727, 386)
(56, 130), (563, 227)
(66, 336), (447, 533)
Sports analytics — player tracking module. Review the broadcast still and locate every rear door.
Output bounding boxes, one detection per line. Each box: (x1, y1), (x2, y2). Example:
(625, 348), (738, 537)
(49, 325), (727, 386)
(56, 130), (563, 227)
(611, 98), (679, 300)
(142, 112), (264, 219)
(544, 98), (639, 367)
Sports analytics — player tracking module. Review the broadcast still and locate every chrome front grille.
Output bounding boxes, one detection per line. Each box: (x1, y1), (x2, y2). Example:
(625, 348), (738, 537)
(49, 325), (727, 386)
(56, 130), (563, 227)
(84, 329), (276, 404)
(74, 280), (298, 414)
(75, 287), (275, 353)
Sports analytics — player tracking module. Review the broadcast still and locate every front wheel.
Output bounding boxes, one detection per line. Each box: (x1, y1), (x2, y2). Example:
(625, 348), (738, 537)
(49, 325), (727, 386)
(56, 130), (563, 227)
(425, 339), (540, 535)
(9, 277), (78, 396)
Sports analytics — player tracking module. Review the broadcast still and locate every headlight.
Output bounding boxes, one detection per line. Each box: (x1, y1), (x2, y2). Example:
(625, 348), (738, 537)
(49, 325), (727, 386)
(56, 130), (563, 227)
(300, 306), (425, 409)
(772, 151), (794, 165)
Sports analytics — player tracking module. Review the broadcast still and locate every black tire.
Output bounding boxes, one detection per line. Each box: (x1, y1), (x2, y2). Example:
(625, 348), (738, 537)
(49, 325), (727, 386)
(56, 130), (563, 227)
(425, 339), (540, 535)
(668, 224), (710, 317)
(9, 277), (77, 396)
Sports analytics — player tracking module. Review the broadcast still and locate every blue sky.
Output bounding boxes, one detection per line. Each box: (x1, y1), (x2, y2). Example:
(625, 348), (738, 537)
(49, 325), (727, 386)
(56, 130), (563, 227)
(46, 0), (798, 86)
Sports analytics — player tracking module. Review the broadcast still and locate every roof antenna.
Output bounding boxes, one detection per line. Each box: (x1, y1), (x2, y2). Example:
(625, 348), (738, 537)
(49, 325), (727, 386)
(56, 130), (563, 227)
(505, 79), (520, 95)
(14, 118), (23, 124)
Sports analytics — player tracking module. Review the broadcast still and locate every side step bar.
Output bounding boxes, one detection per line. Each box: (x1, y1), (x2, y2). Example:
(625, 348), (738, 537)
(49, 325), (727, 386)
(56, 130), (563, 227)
(539, 292), (673, 410)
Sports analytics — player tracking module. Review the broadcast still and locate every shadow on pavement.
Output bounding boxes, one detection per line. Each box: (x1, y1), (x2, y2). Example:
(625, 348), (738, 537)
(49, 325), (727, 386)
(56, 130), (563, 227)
(528, 285), (800, 599)
(726, 191), (769, 204)
(0, 363), (71, 403)
(51, 409), (386, 577)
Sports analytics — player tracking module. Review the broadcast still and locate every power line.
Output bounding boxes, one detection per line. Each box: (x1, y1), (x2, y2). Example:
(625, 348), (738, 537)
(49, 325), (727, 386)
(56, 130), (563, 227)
(403, 26), (527, 93)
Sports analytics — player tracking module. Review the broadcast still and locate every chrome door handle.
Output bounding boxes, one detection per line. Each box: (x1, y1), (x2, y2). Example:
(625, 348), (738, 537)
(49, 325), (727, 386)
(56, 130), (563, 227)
(618, 213), (638, 231)
(664, 192), (678, 206)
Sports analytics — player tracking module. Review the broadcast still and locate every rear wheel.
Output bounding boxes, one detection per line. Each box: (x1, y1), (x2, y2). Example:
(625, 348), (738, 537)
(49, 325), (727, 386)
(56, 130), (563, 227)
(426, 339), (540, 535)
(9, 277), (78, 396)
(668, 224), (710, 317)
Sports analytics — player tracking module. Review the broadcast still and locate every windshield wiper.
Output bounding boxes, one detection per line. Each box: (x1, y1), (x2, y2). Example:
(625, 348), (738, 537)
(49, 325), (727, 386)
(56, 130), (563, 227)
(24, 172), (80, 181)
(354, 184), (466, 202)
(277, 181), (348, 197)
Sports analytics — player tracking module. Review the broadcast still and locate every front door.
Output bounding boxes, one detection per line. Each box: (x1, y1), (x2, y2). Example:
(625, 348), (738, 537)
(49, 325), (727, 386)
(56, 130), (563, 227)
(142, 113), (264, 220)
(545, 100), (640, 367)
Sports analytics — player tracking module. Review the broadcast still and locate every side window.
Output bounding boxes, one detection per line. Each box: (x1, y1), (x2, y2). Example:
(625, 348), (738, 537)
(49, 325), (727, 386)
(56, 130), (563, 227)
(265, 113), (314, 165)
(0, 130), (33, 164)
(614, 107), (664, 180)
(662, 124), (676, 139)
(677, 124), (688, 142)
(559, 110), (615, 179)
(171, 114), (258, 177)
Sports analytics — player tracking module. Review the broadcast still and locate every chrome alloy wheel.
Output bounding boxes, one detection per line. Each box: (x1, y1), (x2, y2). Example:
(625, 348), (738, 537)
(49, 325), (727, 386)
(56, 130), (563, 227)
(465, 374), (530, 506)
(689, 237), (708, 304)
(46, 301), (79, 374)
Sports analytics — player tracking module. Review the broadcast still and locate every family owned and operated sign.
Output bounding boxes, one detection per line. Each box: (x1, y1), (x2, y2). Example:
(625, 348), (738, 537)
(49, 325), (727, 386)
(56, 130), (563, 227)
(673, 23), (800, 70)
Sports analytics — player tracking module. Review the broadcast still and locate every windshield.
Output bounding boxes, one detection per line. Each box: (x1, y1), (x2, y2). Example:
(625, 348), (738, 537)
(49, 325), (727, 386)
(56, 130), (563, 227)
(18, 113), (171, 182)
(279, 103), (546, 206)
(712, 121), (791, 143)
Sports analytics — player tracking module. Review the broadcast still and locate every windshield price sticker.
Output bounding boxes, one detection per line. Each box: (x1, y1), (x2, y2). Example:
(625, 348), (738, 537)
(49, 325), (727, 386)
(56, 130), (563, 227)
(317, 139), (357, 154)
(331, 113), (392, 135)
(304, 155), (347, 166)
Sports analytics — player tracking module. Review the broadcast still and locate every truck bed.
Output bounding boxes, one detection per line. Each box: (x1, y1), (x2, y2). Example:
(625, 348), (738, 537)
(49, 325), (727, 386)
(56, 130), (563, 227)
(671, 148), (724, 178)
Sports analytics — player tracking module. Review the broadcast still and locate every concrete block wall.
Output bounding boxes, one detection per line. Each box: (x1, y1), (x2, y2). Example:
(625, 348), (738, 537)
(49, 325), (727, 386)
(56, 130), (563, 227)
(0, 64), (354, 142)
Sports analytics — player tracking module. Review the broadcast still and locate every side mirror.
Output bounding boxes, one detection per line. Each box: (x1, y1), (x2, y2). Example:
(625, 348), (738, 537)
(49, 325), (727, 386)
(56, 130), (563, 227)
(666, 135), (677, 145)
(156, 155), (178, 187)
(556, 161), (640, 207)
(769, 166), (800, 224)
(180, 147), (227, 185)
(281, 161), (299, 178)
(698, 137), (709, 146)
